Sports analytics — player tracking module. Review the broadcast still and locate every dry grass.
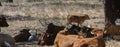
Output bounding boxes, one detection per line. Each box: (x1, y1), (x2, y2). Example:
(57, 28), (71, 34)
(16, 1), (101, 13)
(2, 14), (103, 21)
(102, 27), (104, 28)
(0, 1), (120, 47)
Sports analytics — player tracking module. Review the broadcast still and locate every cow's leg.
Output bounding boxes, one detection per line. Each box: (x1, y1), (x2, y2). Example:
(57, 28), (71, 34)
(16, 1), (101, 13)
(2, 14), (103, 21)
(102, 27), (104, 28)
(54, 42), (59, 47)
(54, 44), (59, 47)
(54, 39), (59, 47)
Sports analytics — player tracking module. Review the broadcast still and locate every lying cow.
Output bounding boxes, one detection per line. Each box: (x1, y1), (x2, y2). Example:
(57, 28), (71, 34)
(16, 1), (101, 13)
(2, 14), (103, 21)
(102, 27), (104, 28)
(73, 36), (105, 47)
(104, 23), (120, 40)
(80, 26), (104, 38)
(104, 23), (120, 35)
(14, 29), (31, 42)
(54, 30), (105, 47)
(38, 23), (65, 45)
(65, 24), (81, 35)
(67, 14), (90, 26)
(54, 33), (79, 47)
(38, 32), (51, 45)
(0, 33), (15, 47)
(54, 27), (104, 47)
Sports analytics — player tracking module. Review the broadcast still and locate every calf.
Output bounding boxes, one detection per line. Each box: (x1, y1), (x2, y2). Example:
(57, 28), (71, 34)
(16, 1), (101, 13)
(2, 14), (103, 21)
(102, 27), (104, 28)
(14, 29), (31, 42)
(0, 33), (15, 47)
(67, 14), (90, 26)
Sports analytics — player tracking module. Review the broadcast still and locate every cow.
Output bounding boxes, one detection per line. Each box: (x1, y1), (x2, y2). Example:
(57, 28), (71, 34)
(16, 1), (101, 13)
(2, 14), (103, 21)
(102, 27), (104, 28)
(38, 23), (65, 45)
(91, 29), (104, 38)
(104, 23), (120, 35)
(65, 24), (81, 35)
(54, 26), (104, 47)
(14, 29), (31, 42)
(54, 30), (105, 47)
(54, 33), (79, 47)
(38, 32), (51, 45)
(0, 15), (9, 27)
(73, 37), (105, 47)
(104, 23), (120, 40)
(67, 14), (90, 26)
(80, 26), (104, 38)
(0, 33), (16, 47)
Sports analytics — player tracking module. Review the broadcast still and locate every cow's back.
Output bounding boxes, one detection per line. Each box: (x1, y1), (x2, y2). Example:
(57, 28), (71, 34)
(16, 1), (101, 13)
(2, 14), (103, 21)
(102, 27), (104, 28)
(73, 37), (105, 47)
(105, 24), (120, 35)
(0, 33), (15, 47)
(54, 30), (79, 47)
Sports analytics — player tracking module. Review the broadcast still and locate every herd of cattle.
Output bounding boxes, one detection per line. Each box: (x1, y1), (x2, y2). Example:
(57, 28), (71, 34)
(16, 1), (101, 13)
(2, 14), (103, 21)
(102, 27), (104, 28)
(0, 14), (120, 47)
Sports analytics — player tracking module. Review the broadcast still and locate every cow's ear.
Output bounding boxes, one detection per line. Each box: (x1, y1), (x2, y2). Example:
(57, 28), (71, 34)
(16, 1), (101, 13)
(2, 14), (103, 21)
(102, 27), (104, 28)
(29, 30), (32, 33)
(47, 35), (50, 37)
(91, 32), (94, 34)
(104, 30), (107, 34)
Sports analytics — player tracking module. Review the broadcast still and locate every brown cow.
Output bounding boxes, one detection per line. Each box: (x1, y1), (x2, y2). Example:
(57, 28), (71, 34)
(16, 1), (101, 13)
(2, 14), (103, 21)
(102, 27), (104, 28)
(38, 32), (51, 45)
(54, 32), (79, 47)
(38, 23), (65, 45)
(104, 23), (120, 40)
(54, 27), (105, 47)
(73, 29), (105, 47)
(0, 33), (16, 47)
(104, 23), (120, 35)
(67, 14), (90, 26)
(91, 29), (104, 38)
(54, 32), (105, 47)
(73, 37), (105, 47)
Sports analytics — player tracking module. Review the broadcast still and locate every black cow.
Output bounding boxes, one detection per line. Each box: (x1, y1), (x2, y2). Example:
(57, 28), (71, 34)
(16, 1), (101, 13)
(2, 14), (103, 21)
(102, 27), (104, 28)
(38, 23), (65, 45)
(14, 29), (31, 42)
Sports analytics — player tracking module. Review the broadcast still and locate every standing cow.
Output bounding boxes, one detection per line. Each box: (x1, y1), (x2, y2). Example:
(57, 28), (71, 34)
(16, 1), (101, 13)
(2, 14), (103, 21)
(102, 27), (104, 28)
(67, 14), (90, 26)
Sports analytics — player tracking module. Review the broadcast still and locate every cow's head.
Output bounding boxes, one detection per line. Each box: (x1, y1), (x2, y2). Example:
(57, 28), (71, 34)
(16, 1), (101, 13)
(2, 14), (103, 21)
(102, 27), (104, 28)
(66, 24), (81, 34)
(81, 26), (94, 37)
(20, 29), (30, 34)
(46, 23), (65, 34)
(0, 15), (9, 27)
(91, 29), (104, 38)
(38, 23), (65, 45)
(104, 23), (113, 33)
(46, 23), (55, 33)
(38, 32), (52, 45)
